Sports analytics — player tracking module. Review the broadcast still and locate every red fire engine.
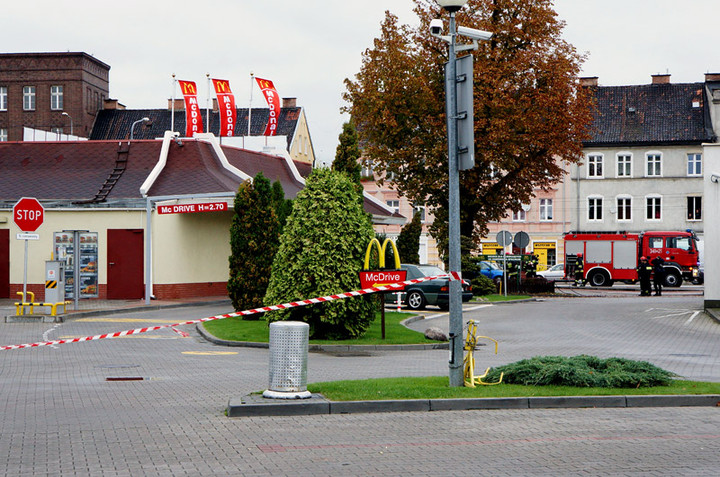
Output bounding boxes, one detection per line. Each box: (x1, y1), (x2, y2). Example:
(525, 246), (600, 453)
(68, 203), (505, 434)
(564, 231), (700, 287)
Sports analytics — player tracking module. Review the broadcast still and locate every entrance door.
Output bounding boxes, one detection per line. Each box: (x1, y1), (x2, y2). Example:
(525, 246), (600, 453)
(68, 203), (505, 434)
(107, 229), (144, 299)
(0, 229), (8, 298)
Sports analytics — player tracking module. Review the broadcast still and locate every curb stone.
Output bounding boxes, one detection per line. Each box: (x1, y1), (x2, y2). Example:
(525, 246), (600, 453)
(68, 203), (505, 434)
(227, 394), (720, 417)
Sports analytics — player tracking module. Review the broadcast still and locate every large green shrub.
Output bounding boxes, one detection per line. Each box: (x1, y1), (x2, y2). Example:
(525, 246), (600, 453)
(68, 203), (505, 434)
(227, 173), (280, 316)
(263, 168), (377, 339)
(485, 355), (675, 388)
(471, 275), (497, 296)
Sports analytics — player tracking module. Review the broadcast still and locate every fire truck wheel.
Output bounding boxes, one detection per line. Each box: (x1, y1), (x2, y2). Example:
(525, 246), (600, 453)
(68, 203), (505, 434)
(664, 270), (682, 288)
(588, 270), (612, 287)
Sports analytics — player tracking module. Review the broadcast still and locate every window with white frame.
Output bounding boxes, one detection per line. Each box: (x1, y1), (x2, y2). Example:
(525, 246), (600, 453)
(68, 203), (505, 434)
(0, 128), (7, 142)
(50, 85), (63, 110)
(23, 86), (36, 111)
(587, 154), (604, 178)
(386, 200), (399, 213)
(588, 196), (603, 221)
(539, 199), (553, 221)
(413, 206), (426, 222)
(0, 86), (7, 111)
(646, 153), (662, 177)
(646, 195), (662, 220)
(687, 153), (702, 176)
(687, 196), (702, 221)
(360, 162), (374, 179)
(512, 209), (526, 221)
(616, 196), (632, 221)
(616, 153), (632, 177)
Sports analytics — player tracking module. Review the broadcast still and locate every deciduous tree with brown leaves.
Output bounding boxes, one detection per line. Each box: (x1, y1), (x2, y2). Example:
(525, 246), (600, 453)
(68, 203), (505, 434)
(343, 0), (593, 258)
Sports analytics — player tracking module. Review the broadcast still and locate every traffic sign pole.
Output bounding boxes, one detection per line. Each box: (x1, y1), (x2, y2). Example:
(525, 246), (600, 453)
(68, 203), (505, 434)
(13, 198), (44, 307)
(23, 238), (28, 303)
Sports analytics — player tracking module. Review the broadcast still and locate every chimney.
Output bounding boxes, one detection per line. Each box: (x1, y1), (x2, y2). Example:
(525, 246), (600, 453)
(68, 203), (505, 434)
(579, 77), (598, 87)
(651, 74), (671, 85)
(103, 98), (126, 110)
(167, 98), (185, 110)
(282, 97), (297, 108)
(705, 73), (720, 82)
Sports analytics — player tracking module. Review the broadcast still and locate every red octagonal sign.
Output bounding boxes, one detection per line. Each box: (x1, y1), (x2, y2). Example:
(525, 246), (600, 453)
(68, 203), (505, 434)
(13, 197), (45, 232)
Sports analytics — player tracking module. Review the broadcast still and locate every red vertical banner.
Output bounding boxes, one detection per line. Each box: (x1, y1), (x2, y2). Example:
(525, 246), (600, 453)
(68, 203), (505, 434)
(178, 80), (203, 136)
(211, 78), (236, 137)
(255, 77), (281, 136)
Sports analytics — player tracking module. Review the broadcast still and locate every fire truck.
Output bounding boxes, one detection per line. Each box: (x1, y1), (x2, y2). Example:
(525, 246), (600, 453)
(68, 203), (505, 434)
(564, 231), (701, 287)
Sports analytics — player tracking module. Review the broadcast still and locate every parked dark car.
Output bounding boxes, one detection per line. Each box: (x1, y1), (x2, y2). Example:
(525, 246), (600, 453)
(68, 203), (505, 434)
(384, 264), (473, 310)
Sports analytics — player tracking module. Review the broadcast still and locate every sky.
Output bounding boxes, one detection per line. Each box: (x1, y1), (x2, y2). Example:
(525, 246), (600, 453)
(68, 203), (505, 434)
(3, 1), (720, 165)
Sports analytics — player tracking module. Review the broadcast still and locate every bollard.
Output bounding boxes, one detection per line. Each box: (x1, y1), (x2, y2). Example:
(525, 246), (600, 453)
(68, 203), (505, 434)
(263, 321), (312, 399)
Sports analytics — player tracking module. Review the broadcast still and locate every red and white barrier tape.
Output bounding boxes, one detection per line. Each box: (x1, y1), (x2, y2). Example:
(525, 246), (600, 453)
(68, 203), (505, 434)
(1, 272), (461, 351)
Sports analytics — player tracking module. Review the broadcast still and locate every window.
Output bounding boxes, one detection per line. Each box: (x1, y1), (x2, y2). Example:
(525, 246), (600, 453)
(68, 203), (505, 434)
(0, 86), (7, 111)
(539, 199), (553, 221)
(587, 154), (603, 178)
(646, 153), (662, 177)
(687, 153), (702, 176)
(0, 128), (7, 142)
(512, 209), (526, 221)
(386, 200), (399, 213)
(687, 196), (702, 221)
(414, 206), (426, 222)
(588, 196), (603, 221)
(666, 236), (692, 251)
(646, 196), (662, 220)
(617, 153), (632, 177)
(648, 237), (663, 248)
(50, 85), (63, 110)
(23, 86), (36, 111)
(617, 196), (632, 221)
(360, 162), (374, 179)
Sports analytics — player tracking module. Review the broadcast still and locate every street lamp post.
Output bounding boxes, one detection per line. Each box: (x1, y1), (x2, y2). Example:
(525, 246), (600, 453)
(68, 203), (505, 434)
(131, 117), (151, 140)
(61, 112), (73, 137)
(435, 0), (492, 386)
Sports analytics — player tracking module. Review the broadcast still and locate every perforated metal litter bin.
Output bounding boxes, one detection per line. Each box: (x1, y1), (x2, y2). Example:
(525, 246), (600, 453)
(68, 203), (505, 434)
(263, 321), (312, 399)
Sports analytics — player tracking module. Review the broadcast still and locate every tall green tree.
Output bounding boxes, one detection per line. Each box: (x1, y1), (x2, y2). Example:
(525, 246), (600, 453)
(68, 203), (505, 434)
(271, 179), (292, 228)
(263, 168), (376, 339)
(396, 210), (422, 264)
(227, 172), (280, 317)
(343, 0), (593, 256)
(332, 120), (364, 201)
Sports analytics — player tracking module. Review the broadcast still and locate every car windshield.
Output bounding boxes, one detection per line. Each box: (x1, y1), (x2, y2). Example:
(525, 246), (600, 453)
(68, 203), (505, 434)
(415, 265), (446, 277)
(483, 261), (500, 270)
(551, 264), (564, 271)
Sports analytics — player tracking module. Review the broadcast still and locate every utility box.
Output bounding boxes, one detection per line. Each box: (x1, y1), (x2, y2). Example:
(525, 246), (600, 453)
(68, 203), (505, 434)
(45, 260), (66, 303)
(263, 321), (311, 399)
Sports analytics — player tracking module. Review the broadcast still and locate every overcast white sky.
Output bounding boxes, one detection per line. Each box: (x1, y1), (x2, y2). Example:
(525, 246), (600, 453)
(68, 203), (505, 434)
(3, 1), (719, 164)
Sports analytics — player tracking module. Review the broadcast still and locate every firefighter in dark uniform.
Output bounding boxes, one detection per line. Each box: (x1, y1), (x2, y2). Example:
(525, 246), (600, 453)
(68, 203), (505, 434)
(574, 253), (585, 287)
(652, 256), (666, 296)
(637, 256), (653, 296)
(525, 254), (539, 278)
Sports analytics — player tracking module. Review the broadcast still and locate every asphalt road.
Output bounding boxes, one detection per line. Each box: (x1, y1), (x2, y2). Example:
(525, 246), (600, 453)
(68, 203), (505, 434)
(0, 296), (718, 476)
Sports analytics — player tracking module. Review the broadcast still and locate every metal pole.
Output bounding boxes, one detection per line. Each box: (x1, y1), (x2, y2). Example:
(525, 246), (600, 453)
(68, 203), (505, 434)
(447, 11), (464, 387)
(22, 238), (28, 302)
(145, 197), (153, 305)
(73, 231), (80, 311)
(171, 74), (176, 134)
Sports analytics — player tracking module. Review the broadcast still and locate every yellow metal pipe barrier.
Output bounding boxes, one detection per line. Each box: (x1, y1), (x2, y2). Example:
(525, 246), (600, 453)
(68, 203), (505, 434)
(463, 320), (503, 387)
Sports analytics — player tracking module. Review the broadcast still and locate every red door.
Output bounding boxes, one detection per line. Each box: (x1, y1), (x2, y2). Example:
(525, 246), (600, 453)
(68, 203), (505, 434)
(107, 229), (144, 299)
(0, 229), (9, 298)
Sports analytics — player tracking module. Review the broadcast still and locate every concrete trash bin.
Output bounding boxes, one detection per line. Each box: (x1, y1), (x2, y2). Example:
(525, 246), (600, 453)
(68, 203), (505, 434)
(263, 321), (312, 399)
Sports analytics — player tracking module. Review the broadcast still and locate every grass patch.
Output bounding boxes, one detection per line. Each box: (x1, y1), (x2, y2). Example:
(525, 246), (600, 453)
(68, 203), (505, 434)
(474, 294), (531, 302)
(202, 311), (439, 345)
(307, 376), (720, 401)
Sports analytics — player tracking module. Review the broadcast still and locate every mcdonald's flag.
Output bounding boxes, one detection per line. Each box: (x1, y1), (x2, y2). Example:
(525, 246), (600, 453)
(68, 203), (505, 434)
(255, 77), (281, 136)
(211, 78), (236, 137)
(178, 80), (204, 137)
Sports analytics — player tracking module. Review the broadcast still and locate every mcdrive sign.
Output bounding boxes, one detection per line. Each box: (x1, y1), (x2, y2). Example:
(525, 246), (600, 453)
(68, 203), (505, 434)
(358, 238), (407, 289)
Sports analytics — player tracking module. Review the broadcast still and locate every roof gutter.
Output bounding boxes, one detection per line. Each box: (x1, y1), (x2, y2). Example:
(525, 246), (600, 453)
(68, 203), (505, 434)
(140, 130), (176, 197)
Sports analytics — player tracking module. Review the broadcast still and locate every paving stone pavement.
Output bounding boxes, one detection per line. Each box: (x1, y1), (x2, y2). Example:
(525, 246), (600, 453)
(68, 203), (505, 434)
(0, 297), (718, 475)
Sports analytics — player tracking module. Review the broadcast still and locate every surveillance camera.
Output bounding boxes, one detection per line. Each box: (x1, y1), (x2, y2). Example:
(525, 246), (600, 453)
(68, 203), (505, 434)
(711, 173), (720, 183)
(430, 19), (443, 36)
(457, 26), (493, 41)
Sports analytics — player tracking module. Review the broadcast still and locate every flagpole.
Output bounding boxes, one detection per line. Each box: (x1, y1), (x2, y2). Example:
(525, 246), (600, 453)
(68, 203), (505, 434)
(206, 73), (211, 133)
(247, 72), (254, 147)
(171, 74), (176, 134)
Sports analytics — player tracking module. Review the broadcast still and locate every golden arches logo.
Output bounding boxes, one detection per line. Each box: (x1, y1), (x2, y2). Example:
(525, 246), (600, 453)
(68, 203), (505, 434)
(363, 238), (401, 270)
(214, 80), (229, 93)
(180, 81), (196, 95)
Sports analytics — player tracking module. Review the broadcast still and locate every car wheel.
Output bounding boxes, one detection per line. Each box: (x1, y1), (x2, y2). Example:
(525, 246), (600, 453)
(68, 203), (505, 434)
(588, 270), (611, 287)
(406, 290), (426, 310)
(664, 270), (682, 288)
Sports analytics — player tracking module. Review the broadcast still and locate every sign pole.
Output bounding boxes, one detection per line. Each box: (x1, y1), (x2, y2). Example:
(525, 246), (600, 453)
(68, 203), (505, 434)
(23, 238), (29, 302)
(380, 294), (386, 340)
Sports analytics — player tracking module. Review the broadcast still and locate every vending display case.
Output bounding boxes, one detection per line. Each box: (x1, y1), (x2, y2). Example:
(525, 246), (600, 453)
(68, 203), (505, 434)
(54, 232), (99, 299)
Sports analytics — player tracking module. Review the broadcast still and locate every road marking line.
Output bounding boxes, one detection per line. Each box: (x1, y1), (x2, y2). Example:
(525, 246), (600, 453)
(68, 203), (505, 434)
(685, 311), (701, 325)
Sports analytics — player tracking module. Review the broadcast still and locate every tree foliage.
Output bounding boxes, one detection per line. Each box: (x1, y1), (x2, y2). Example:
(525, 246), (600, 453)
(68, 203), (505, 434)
(332, 120), (364, 202)
(228, 172), (280, 317)
(396, 211), (422, 264)
(343, 0), (593, 253)
(263, 168), (377, 339)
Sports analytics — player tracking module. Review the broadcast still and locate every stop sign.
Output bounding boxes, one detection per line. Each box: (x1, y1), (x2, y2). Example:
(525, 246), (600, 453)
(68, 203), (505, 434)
(13, 197), (45, 232)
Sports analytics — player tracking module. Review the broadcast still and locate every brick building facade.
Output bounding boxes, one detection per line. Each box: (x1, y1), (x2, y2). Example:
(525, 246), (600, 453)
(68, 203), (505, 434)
(0, 52), (110, 141)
